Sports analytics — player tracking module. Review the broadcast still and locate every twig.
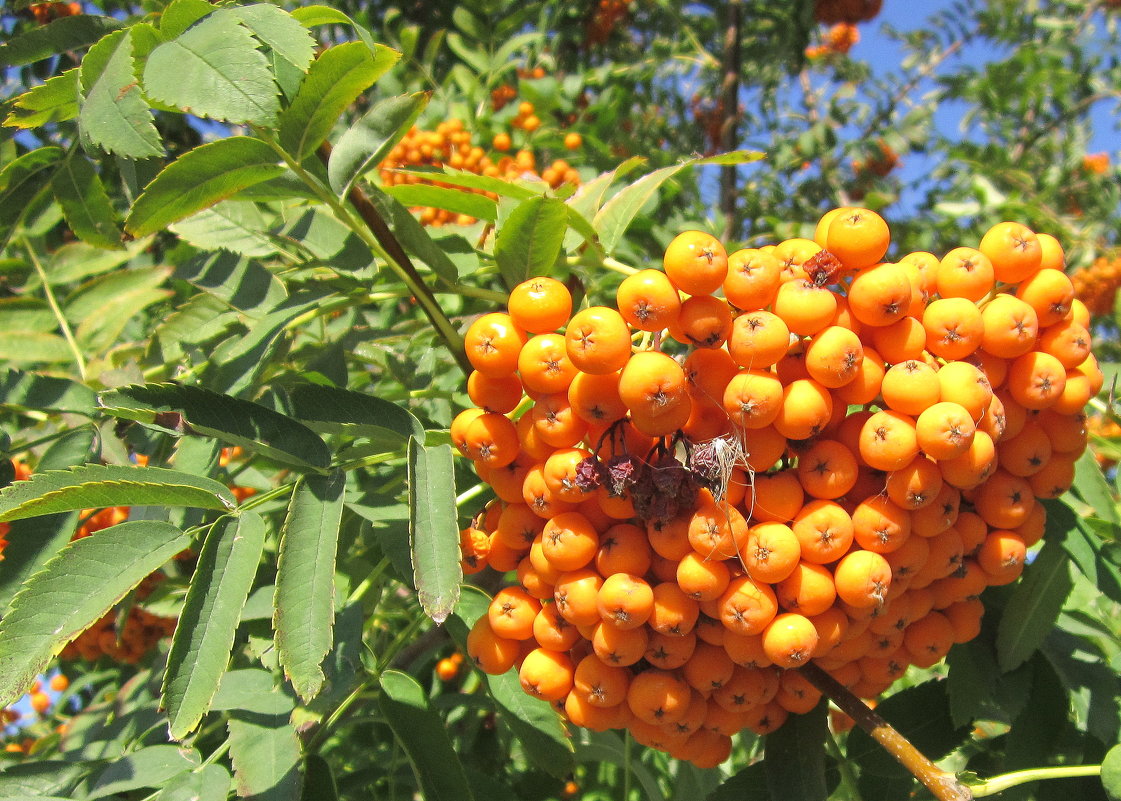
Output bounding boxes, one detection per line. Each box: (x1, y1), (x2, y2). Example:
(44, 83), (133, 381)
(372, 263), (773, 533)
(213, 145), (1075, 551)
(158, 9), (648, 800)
(800, 663), (973, 801)
(24, 239), (87, 382)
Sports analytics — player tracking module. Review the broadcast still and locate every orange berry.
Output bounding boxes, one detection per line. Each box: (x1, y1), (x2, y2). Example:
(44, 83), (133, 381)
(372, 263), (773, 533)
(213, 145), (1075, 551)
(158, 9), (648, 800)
(978, 221), (1042, 283)
(519, 647), (575, 701)
(564, 132), (583, 150)
(825, 207), (890, 270)
(509, 276), (572, 334)
(847, 262), (912, 327)
(936, 247), (995, 302)
(662, 231), (729, 296)
(617, 351), (691, 436)
(724, 248), (782, 310)
(565, 306), (632, 374)
(617, 269), (681, 332)
(761, 612), (819, 668)
(493, 132), (512, 151)
(465, 312), (528, 376)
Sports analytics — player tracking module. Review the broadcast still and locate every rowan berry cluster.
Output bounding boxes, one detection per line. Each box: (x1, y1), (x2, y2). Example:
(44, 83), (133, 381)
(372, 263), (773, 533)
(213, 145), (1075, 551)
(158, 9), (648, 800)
(60, 574), (177, 664)
(379, 121), (580, 227)
(454, 207), (1099, 766)
(1070, 253), (1121, 316)
(805, 23), (860, 58)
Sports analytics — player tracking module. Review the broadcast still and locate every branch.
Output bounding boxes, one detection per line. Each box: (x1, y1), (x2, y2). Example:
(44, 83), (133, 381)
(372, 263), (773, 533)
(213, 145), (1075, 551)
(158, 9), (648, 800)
(315, 142), (472, 377)
(800, 663), (973, 801)
(719, 0), (743, 243)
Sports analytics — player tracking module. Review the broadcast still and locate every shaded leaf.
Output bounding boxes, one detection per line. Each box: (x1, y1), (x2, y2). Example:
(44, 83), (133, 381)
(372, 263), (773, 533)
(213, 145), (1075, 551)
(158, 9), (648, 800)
(88, 745), (200, 799)
(125, 137), (284, 237)
(407, 440), (460, 624)
(0, 463), (236, 522)
(846, 680), (968, 782)
(143, 10), (279, 125)
(274, 472), (345, 703)
(228, 690), (303, 801)
(152, 764), (232, 801)
(278, 40), (400, 161)
(764, 702), (829, 801)
(0, 520), (189, 706)
(1072, 450), (1119, 524)
(706, 762), (770, 801)
(328, 92), (429, 196)
(164, 513), (267, 739)
(0, 14), (123, 68)
(0, 760), (92, 798)
(1102, 744), (1121, 801)
(996, 539), (1073, 673)
(170, 201), (278, 258)
(287, 383), (424, 443)
(0, 146), (63, 251)
(379, 670), (476, 801)
(51, 150), (122, 249)
(0, 369), (97, 415)
(493, 196), (567, 289)
(174, 250), (287, 315)
(78, 30), (163, 159)
(99, 383), (331, 472)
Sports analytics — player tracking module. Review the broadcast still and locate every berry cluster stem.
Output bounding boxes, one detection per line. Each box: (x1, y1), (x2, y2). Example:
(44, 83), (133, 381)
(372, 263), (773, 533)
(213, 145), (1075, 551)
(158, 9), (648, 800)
(800, 663), (973, 801)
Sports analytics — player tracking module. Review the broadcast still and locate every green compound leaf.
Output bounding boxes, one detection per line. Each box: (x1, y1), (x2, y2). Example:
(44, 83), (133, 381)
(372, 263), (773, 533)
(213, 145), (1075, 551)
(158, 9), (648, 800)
(125, 137), (285, 237)
(164, 513), (266, 739)
(0, 463), (237, 522)
(87, 745), (200, 799)
(594, 150), (763, 254)
(278, 40), (400, 161)
(231, 3), (315, 72)
(99, 383), (332, 472)
(328, 92), (429, 197)
(143, 9), (279, 126)
(3, 68), (80, 129)
(78, 30), (163, 159)
(379, 670), (476, 801)
(274, 472), (345, 703)
(493, 196), (567, 289)
(407, 440), (460, 625)
(227, 687), (302, 801)
(0, 521), (189, 707)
